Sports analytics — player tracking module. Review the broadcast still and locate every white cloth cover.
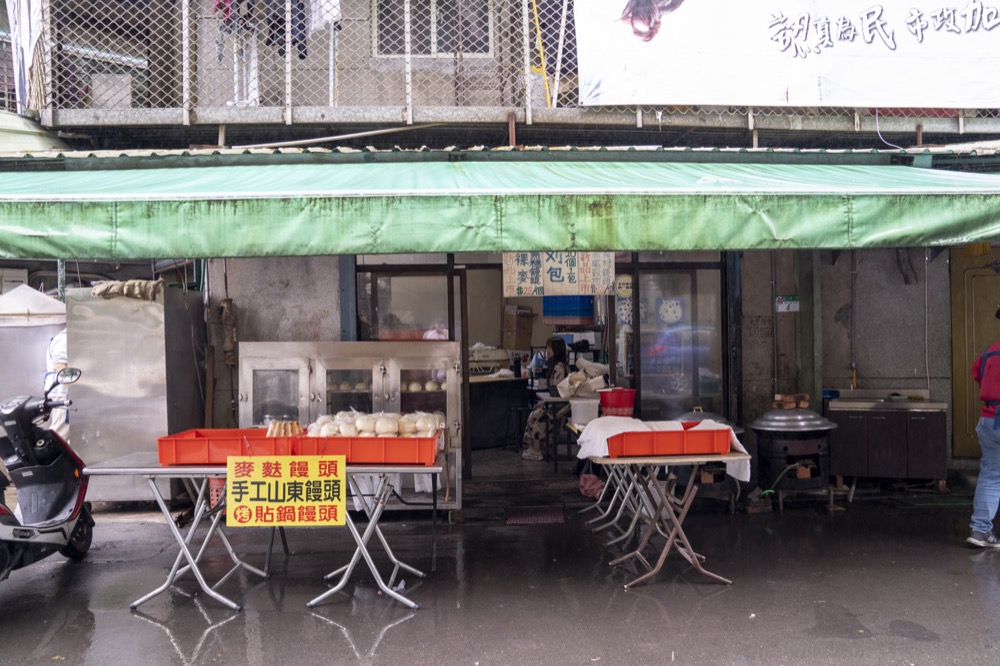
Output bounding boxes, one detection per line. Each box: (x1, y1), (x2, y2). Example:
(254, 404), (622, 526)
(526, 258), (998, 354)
(576, 417), (750, 482)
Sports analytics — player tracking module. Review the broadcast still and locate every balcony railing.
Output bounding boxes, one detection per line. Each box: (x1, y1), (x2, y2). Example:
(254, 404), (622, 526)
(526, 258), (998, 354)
(4, 0), (1000, 138)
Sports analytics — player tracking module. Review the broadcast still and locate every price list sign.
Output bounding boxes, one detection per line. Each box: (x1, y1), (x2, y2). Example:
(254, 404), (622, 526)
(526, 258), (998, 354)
(502, 252), (614, 297)
(225, 455), (346, 527)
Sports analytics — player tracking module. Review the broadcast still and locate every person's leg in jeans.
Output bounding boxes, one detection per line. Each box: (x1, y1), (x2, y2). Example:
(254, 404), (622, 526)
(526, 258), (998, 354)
(971, 417), (1000, 536)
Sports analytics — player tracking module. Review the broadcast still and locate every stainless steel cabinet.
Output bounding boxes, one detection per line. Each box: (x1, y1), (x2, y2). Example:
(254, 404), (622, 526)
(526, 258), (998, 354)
(238, 341), (462, 510)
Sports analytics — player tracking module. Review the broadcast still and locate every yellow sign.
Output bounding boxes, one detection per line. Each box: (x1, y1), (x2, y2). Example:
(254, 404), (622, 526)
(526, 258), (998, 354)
(614, 274), (632, 298)
(225, 455), (346, 527)
(502, 252), (615, 297)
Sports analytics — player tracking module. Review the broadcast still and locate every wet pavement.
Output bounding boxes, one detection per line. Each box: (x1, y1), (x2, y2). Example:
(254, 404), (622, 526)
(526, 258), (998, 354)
(1, 449), (998, 665)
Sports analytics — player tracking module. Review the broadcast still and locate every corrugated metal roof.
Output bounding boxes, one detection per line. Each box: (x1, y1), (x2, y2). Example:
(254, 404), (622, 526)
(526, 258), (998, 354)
(0, 142), (998, 171)
(0, 112), (69, 153)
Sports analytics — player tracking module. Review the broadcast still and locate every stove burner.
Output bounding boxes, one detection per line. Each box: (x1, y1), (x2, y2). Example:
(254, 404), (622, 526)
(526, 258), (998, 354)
(750, 408), (836, 492)
(756, 431), (829, 491)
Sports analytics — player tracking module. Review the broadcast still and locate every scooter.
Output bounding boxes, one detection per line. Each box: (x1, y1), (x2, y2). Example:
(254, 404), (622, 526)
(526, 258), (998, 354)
(0, 367), (94, 581)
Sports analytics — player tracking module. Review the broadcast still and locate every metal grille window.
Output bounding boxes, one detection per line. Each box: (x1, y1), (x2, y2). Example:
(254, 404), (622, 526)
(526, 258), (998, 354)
(375, 0), (491, 57)
(1, 29), (14, 112)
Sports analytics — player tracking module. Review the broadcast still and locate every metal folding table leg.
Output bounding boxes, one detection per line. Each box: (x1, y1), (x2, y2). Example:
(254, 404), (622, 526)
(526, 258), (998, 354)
(264, 527), (291, 575)
(582, 464), (624, 522)
(611, 463), (732, 588)
(307, 474), (425, 609)
(594, 465), (650, 546)
(133, 476), (267, 611)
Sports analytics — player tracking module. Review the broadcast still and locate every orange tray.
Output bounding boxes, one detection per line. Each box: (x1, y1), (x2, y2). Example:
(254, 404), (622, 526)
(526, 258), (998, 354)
(292, 435), (438, 466)
(607, 423), (731, 458)
(157, 429), (295, 465)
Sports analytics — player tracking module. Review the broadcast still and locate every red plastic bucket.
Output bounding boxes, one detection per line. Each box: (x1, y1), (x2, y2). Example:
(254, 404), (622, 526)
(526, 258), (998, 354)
(599, 388), (635, 417)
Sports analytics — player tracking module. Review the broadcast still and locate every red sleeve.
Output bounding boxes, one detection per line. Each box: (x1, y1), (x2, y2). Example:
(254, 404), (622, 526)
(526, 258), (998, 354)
(973, 354), (984, 385)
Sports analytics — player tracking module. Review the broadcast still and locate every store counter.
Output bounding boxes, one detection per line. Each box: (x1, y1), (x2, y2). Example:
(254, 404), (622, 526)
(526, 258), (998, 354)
(469, 376), (529, 449)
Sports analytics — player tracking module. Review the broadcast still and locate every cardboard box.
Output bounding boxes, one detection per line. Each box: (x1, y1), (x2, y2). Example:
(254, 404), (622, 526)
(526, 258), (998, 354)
(503, 304), (533, 350)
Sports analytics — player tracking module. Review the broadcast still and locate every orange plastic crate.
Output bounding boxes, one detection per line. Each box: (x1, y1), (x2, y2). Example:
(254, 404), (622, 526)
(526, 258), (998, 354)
(607, 423), (731, 458)
(653, 430), (689, 456)
(292, 435), (438, 466)
(607, 430), (657, 457)
(680, 422), (731, 455)
(157, 429), (295, 465)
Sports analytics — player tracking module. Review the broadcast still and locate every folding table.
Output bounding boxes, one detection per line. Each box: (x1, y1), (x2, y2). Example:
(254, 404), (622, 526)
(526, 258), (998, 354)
(84, 452), (442, 611)
(591, 451), (750, 588)
(306, 463), (440, 610)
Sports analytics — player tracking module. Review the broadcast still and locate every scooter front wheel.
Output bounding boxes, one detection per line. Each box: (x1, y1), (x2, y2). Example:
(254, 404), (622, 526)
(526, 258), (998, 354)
(60, 506), (93, 560)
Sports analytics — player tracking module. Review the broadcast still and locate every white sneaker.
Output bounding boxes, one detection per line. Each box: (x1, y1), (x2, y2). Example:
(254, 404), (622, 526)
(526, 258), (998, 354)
(521, 449), (544, 461)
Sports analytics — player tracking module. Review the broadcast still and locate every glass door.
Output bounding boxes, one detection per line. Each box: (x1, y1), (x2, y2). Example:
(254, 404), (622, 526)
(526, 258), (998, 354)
(238, 355), (311, 427)
(314, 357), (380, 418)
(633, 268), (723, 420)
(390, 356), (454, 416)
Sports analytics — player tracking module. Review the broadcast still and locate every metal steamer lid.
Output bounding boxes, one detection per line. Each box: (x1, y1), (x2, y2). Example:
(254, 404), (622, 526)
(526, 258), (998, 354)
(749, 408), (837, 433)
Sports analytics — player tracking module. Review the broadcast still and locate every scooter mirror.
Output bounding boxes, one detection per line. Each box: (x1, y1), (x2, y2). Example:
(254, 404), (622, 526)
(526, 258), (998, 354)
(57, 367), (82, 385)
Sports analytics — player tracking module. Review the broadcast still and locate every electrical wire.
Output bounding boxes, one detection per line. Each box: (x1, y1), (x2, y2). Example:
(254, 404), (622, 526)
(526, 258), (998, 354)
(230, 123), (447, 150)
(874, 108), (906, 151)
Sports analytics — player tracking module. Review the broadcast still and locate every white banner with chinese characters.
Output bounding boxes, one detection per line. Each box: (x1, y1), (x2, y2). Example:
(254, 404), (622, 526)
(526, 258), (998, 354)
(502, 252), (615, 297)
(575, 0), (1000, 108)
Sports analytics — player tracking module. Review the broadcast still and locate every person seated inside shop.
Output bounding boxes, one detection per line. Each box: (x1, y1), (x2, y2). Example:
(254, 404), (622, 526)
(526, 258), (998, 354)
(522, 336), (570, 461)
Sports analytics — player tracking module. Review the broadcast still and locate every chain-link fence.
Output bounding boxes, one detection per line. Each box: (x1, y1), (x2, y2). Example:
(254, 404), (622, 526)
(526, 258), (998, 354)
(2, 27), (15, 112)
(1, 0), (997, 131)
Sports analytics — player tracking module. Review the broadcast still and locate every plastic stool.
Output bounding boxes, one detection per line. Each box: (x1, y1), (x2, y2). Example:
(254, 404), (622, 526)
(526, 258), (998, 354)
(505, 406), (530, 451)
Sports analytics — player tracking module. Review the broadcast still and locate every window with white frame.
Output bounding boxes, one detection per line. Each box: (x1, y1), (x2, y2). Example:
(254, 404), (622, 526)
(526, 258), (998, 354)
(375, 0), (491, 57)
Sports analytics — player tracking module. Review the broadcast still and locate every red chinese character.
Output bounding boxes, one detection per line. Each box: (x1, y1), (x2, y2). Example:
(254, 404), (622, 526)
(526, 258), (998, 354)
(254, 505), (276, 523)
(318, 459), (340, 477)
(261, 461), (282, 478)
(233, 460), (255, 478)
(289, 460), (309, 477)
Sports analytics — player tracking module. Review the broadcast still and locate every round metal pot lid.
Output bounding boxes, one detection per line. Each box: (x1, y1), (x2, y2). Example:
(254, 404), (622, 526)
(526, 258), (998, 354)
(749, 408), (837, 432)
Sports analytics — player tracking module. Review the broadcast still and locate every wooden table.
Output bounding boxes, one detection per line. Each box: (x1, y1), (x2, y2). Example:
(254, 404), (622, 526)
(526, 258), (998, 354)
(591, 451), (750, 588)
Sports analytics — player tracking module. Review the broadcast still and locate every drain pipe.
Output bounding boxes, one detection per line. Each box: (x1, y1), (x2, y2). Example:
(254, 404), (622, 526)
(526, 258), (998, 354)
(771, 251), (778, 396)
(850, 250), (857, 390)
(57, 259), (66, 302)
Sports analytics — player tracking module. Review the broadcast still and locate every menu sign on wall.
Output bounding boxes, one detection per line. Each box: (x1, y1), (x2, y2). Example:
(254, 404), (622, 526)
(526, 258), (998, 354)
(502, 252), (614, 297)
(225, 455), (346, 527)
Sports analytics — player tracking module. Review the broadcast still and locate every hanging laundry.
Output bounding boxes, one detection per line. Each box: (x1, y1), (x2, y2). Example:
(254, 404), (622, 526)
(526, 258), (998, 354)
(265, 0), (309, 59)
(310, 0), (342, 35)
(213, 0), (234, 21)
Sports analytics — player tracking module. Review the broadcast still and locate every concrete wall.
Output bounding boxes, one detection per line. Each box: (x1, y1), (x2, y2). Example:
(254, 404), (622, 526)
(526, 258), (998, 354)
(467, 268), (502, 348)
(739, 248), (953, 479)
(205, 256), (341, 427)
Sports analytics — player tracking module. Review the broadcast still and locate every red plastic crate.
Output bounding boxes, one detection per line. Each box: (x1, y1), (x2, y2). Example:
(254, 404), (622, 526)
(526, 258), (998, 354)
(157, 429), (295, 465)
(292, 435), (438, 466)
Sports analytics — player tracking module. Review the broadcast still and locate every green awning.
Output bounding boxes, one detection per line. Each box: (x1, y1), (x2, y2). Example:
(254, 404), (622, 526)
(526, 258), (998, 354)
(2, 159), (1000, 259)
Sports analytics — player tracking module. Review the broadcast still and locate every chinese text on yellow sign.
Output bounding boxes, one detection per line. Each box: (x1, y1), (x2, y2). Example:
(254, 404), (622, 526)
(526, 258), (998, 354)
(225, 456), (346, 527)
(502, 252), (614, 297)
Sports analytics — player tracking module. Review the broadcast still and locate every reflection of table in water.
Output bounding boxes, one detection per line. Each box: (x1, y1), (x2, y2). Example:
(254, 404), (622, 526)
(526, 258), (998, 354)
(591, 451), (750, 588)
(84, 452), (442, 611)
